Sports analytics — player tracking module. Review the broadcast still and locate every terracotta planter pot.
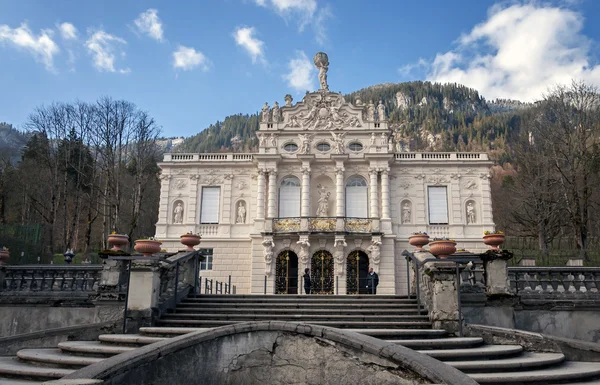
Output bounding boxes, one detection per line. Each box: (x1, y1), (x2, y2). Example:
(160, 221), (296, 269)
(134, 240), (162, 257)
(108, 234), (129, 251)
(0, 250), (9, 264)
(180, 234), (201, 251)
(429, 240), (457, 259)
(408, 234), (430, 250)
(483, 234), (505, 250)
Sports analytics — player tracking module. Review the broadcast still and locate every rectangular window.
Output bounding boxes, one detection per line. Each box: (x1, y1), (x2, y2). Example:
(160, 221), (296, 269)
(346, 186), (368, 217)
(200, 187), (220, 224)
(279, 186), (301, 217)
(199, 248), (213, 270)
(428, 186), (449, 224)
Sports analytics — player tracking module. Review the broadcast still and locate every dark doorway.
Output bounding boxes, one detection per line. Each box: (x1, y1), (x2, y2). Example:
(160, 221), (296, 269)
(275, 250), (298, 294)
(346, 250), (370, 294)
(311, 250), (334, 294)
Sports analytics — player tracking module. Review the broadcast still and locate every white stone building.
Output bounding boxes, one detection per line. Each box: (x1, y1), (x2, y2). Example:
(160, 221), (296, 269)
(155, 53), (494, 295)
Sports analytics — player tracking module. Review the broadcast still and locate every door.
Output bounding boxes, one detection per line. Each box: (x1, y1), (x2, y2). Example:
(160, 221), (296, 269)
(311, 250), (334, 294)
(275, 250), (298, 294)
(346, 250), (370, 294)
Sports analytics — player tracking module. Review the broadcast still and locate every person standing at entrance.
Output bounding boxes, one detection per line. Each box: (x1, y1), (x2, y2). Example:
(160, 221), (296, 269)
(303, 268), (311, 295)
(366, 267), (379, 294)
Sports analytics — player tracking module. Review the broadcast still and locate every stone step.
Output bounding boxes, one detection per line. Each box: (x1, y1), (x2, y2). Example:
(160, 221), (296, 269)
(16, 349), (104, 367)
(183, 297), (417, 304)
(57, 341), (135, 356)
(449, 352), (565, 371)
(0, 378), (43, 385)
(173, 306), (425, 315)
(177, 302), (421, 309)
(469, 361), (600, 384)
(155, 319), (433, 329)
(386, 337), (484, 349)
(98, 334), (167, 345)
(0, 357), (73, 380)
(418, 344), (524, 360)
(188, 294), (413, 300)
(160, 313), (430, 321)
(139, 327), (212, 336)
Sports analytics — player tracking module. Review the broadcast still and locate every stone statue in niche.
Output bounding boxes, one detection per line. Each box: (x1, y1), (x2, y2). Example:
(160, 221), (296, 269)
(369, 133), (376, 147)
(316, 184), (331, 217)
(236, 201), (247, 224)
(402, 202), (411, 224)
(380, 132), (388, 146)
(298, 133), (313, 154)
(269, 133), (277, 147)
(261, 102), (270, 123)
(466, 201), (476, 224)
(331, 131), (346, 154)
(257, 133), (266, 147)
(377, 100), (386, 121)
(173, 202), (184, 224)
(272, 102), (281, 123)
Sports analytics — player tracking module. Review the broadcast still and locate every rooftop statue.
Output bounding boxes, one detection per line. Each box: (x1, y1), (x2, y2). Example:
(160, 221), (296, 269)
(314, 52), (329, 91)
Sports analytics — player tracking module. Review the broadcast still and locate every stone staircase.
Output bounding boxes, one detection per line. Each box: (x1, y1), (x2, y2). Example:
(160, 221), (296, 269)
(1, 294), (600, 384)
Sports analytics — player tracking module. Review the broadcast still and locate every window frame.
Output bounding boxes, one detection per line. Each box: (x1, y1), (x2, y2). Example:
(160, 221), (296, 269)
(345, 176), (369, 218)
(200, 186), (221, 224)
(283, 142), (299, 153)
(316, 142), (331, 152)
(199, 248), (213, 271)
(427, 186), (449, 225)
(278, 176), (301, 218)
(348, 142), (364, 152)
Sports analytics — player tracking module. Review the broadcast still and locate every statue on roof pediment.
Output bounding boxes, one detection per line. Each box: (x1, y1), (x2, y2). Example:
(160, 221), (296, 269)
(283, 90), (363, 130)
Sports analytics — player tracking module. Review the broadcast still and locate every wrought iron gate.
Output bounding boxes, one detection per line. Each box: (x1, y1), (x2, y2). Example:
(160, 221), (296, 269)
(311, 250), (334, 294)
(275, 250), (298, 294)
(346, 250), (369, 294)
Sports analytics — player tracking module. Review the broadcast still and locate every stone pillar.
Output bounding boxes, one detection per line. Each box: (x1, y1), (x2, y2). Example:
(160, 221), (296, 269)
(423, 261), (462, 333)
(369, 168), (379, 218)
(187, 175), (200, 224)
(256, 169), (266, 220)
(301, 166), (311, 217)
(126, 260), (161, 332)
(335, 166), (344, 217)
(381, 167), (390, 220)
(267, 169), (277, 218)
(480, 250), (514, 295)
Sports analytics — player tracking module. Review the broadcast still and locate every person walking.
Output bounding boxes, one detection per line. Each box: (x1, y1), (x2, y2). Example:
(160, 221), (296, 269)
(303, 268), (311, 295)
(366, 267), (379, 295)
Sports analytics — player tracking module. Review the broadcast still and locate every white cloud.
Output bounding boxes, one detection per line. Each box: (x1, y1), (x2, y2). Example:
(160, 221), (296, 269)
(423, 3), (600, 102)
(283, 50), (315, 92)
(233, 26), (265, 64)
(85, 30), (130, 73)
(398, 58), (428, 78)
(0, 23), (59, 71)
(253, 0), (328, 44)
(58, 22), (78, 40)
(134, 9), (164, 41)
(172, 45), (209, 71)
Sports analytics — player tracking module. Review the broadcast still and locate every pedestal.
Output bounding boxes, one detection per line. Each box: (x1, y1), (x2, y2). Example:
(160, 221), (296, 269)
(480, 250), (514, 295)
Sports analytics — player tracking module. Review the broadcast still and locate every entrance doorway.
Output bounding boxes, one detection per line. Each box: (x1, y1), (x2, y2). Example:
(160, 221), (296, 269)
(311, 250), (334, 294)
(346, 250), (369, 294)
(275, 250), (298, 294)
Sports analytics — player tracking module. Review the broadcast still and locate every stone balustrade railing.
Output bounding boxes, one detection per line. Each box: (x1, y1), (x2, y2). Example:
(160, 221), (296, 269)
(394, 152), (488, 161)
(271, 217), (375, 234)
(1, 265), (103, 293)
(163, 153), (254, 162)
(508, 267), (600, 294)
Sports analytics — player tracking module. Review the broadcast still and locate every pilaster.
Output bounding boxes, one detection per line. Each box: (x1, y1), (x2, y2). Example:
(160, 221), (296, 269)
(267, 169), (277, 218)
(187, 174), (200, 224)
(256, 169), (266, 220)
(368, 167), (379, 218)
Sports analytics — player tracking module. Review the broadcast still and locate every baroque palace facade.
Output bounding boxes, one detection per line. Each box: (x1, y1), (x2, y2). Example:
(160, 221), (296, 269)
(156, 53), (494, 295)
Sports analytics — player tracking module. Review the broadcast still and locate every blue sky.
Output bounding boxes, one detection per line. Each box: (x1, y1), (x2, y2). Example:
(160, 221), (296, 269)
(1, 0), (599, 138)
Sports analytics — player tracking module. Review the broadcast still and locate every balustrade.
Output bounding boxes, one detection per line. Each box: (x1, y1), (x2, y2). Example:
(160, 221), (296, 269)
(1, 265), (102, 292)
(271, 217), (373, 233)
(163, 153), (254, 162)
(508, 267), (600, 294)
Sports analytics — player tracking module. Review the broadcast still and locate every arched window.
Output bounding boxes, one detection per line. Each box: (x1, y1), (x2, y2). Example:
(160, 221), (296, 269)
(345, 176), (368, 218)
(279, 176), (301, 217)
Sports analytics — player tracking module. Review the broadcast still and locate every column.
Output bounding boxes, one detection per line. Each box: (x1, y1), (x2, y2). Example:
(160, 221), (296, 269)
(301, 166), (311, 217)
(256, 169), (266, 220)
(369, 168), (379, 218)
(187, 175), (200, 224)
(335, 166), (345, 217)
(381, 168), (390, 220)
(267, 169), (277, 218)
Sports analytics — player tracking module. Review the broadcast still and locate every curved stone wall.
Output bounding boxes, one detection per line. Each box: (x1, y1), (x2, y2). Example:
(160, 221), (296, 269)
(63, 322), (477, 385)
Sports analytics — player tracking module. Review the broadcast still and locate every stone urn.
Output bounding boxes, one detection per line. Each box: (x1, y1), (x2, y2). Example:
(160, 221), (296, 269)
(180, 234), (201, 252)
(0, 249), (9, 264)
(134, 239), (162, 257)
(429, 240), (457, 259)
(483, 234), (505, 250)
(108, 234), (129, 251)
(408, 234), (430, 250)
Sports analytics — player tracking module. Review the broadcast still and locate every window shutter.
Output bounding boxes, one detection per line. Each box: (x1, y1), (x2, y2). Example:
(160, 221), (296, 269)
(346, 186), (368, 217)
(279, 185), (301, 217)
(200, 187), (220, 224)
(428, 186), (448, 224)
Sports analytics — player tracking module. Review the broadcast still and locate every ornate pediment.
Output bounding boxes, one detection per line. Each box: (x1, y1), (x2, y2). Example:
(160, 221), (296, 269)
(281, 90), (364, 131)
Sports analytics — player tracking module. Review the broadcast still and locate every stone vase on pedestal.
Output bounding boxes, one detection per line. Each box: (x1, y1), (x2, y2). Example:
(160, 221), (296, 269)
(108, 234), (129, 251)
(483, 234), (505, 250)
(134, 240), (162, 257)
(429, 240), (456, 259)
(408, 234), (430, 251)
(180, 234), (201, 251)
